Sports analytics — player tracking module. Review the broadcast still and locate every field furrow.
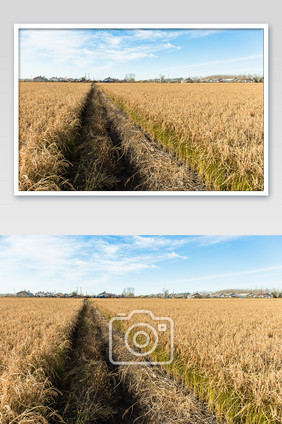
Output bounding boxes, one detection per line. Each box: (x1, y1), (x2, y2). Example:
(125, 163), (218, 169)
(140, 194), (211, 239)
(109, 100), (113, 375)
(54, 300), (220, 424)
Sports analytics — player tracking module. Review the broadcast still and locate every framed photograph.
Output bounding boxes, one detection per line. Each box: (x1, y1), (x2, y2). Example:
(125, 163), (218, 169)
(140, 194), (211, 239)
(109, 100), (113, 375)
(14, 24), (268, 196)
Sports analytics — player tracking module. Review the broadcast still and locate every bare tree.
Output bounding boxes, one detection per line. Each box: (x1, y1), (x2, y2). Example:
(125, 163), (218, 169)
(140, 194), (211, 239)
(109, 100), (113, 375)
(122, 287), (135, 297)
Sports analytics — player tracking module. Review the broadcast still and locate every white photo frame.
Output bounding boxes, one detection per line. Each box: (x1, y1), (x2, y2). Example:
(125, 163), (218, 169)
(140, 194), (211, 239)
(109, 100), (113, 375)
(14, 23), (268, 196)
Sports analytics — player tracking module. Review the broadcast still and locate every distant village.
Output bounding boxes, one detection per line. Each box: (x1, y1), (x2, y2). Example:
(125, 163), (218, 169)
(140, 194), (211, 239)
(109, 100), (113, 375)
(21, 74), (264, 84)
(1, 289), (280, 299)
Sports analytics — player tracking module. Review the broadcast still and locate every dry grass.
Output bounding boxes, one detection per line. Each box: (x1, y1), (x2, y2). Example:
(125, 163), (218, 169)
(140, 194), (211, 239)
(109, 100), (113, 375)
(0, 298), (82, 423)
(94, 304), (218, 424)
(19, 82), (91, 191)
(99, 83), (264, 191)
(58, 300), (117, 424)
(98, 88), (206, 191)
(94, 298), (281, 423)
(71, 86), (121, 191)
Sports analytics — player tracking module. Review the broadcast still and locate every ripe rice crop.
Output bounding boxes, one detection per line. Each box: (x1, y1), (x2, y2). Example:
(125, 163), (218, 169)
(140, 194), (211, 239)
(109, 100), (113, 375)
(0, 297), (82, 423)
(99, 83), (264, 191)
(94, 298), (281, 423)
(18, 82), (91, 191)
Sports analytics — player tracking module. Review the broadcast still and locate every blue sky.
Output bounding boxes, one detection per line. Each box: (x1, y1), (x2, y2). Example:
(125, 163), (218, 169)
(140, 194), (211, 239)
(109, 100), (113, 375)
(0, 236), (281, 295)
(19, 28), (264, 80)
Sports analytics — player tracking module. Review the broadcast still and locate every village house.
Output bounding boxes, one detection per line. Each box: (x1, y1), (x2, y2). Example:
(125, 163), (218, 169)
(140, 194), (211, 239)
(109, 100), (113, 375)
(97, 291), (117, 298)
(103, 77), (119, 83)
(33, 76), (48, 82)
(35, 291), (47, 297)
(188, 292), (202, 299)
(16, 290), (34, 297)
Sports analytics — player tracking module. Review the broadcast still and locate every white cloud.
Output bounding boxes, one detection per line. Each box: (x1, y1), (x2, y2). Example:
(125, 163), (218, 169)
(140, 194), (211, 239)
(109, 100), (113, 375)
(194, 235), (242, 246)
(167, 251), (187, 259)
(131, 236), (188, 250)
(187, 29), (223, 39)
(19, 29), (183, 78)
(91, 239), (121, 257)
(0, 236), (188, 293)
(131, 30), (181, 42)
(163, 42), (181, 50)
(132, 236), (168, 249)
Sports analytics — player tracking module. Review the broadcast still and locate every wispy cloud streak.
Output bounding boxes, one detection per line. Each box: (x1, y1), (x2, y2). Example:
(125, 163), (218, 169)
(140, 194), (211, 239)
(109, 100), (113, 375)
(161, 265), (282, 286)
(163, 54), (263, 72)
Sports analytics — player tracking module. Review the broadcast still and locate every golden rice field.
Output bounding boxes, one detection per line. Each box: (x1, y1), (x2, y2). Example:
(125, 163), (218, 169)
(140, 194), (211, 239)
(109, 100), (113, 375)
(0, 298), (82, 423)
(94, 298), (281, 423)
(18, 82), (91, 191)
(99, 83), (264, 191)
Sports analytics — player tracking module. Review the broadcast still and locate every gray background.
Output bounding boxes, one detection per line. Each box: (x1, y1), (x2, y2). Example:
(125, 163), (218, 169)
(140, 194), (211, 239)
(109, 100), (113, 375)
(1, 0), (281, 235)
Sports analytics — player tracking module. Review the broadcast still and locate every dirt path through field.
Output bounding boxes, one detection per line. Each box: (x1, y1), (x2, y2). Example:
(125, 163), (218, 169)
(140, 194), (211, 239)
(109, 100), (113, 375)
(67, 85), (206, 191)
(52, 300), (220, 424)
